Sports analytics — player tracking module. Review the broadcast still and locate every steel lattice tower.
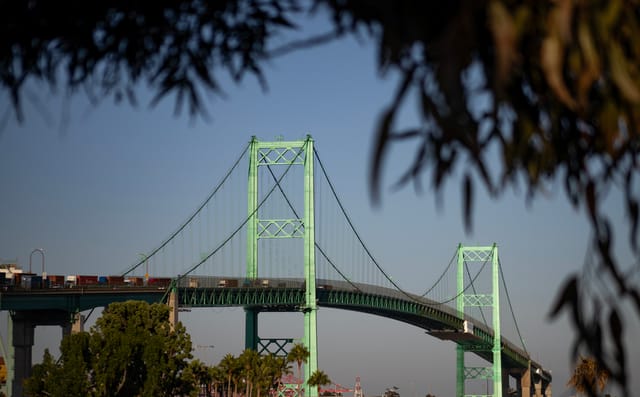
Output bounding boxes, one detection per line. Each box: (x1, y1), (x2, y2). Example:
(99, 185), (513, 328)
(245, 135), (318, 397)
(456, 244), (503, 397)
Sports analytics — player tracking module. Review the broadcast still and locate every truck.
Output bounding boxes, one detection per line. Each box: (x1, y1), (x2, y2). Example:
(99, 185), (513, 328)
(218, 279), (239, 288)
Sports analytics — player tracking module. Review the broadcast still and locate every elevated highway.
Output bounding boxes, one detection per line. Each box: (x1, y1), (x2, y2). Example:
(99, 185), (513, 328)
(0, 276), (551, 389)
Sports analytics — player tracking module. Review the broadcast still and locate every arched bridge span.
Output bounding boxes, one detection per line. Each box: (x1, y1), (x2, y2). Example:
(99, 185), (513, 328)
(174, 276), (551, 384)
(0, 275), (552, 386)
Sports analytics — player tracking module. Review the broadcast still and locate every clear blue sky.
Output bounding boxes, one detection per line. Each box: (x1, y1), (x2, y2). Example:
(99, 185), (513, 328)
(1, 12), (638, 397)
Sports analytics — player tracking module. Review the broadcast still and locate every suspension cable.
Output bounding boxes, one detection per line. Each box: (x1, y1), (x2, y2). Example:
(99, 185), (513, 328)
(436, 254), (490, 306)
(315, 147), (481, 307)
(175, 141), (308, 279)
(314, 148), (410, 295)
(121, 141), (251, 276)
(265, 165), (361, 291)
(498, 258), (528, 354)
(465, 261), (489, 328)
(421, 250), (457, 297)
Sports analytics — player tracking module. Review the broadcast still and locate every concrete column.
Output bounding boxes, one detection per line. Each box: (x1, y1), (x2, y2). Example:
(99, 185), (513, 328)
(72, 313), (85, 333)
(502, 370), (510, 397)
(8, 312), (35, 397)
(7, 310), (75, 397)
(244, 309), (259, 351)
(520, 365), (531, 397)
(534, 381), (542, 397)
(168, 290), (178, 330)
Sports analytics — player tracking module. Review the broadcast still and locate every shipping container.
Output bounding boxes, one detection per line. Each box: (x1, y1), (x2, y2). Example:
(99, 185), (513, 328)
(107, 276), (125, 285)
(188, 278), (199, 288)
(76, 275), (99, 286)
(125, 277), (144, 286)
(98, 276), (108, 285)
(47, 275), (65, 288)
(21, 275), (43, 289)
(15, 272), (35, 287)
(148, 277), (172, 287)
(219, 279), (239, 288)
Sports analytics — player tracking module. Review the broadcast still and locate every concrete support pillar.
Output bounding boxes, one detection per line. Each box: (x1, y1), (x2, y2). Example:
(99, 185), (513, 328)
(7, 310), (75, 397)
(520, 365), (531, 397)
(168, 290), (178, 330)
(502, 370), (510, 397)
(8, 312), (35, 397)
(72, 313), (85, 333)
(244, 309), (259, 351)
(534, 381), (542, 397)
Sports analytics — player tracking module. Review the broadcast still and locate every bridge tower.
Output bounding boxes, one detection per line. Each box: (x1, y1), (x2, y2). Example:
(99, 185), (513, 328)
(245, 136), (318, 396)
(456, 244), (503, 397)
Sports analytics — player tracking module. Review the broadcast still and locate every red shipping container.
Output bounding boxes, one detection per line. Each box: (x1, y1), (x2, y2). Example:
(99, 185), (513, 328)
(76, 275), (99, 285)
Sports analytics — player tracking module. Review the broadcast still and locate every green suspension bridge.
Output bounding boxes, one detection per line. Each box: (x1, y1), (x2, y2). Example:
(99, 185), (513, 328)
(1, 136), (552, 397)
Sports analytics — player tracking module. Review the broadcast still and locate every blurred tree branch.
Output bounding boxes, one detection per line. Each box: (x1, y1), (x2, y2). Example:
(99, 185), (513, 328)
(2, 1), (639, 394)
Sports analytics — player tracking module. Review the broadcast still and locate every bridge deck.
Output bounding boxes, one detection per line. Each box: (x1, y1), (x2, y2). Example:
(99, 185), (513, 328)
(0, 276), (551, 383)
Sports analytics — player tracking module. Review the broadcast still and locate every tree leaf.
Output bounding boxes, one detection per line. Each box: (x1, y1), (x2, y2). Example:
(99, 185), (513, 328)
(540, 34), (577, 109)
(463, 173), (474, 233)
(549, 276), (578, 318)
(610, 42), (640, 103)
(488, 0), (517, 87)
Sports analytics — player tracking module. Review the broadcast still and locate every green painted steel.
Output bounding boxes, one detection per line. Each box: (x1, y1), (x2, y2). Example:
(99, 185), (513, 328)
(0, 289), (166, 312)
(491, 245), (503, 397)
(246, 137), (260, 350)
(247, 136), (259, 280)
(242, 136), (318, 397)
(456, 245), (502, 397)
(258, 338), (296, 356)
(457, 244), (465, 397)
(0, 279), (550, 385)
(303, 136), (318, 397)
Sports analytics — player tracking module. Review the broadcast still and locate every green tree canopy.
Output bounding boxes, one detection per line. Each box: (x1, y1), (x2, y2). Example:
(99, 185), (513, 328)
(307, 369), (331, 395)
(287, 343), (310, 394)
(4, 1), (639, 393)
(24, 301), (195, 397)
(211, 350), (291, 397)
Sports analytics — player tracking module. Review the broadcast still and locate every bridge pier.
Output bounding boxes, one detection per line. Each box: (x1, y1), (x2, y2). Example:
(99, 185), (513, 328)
(244, 309), (259, 351)
(534, 380), (542, 397)
(7, 310), (72, 397)
(518, 365), (531, 397)
(70, 312), (85, 334)
(168, 290), (178, 330)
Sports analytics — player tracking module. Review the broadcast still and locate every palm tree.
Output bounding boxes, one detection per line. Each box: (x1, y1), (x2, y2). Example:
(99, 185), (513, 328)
(567, 356), (609, 395)
(287, 343), (309, 396)
(307, 370), (331, 396)
(253, 355), (278, 397)
(210, 365), (225, 397)
(239, 349), (260, 397)
(268, 355), (292, 397)
(219, 353), (238, 397)
(188, 359), (213, 396)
